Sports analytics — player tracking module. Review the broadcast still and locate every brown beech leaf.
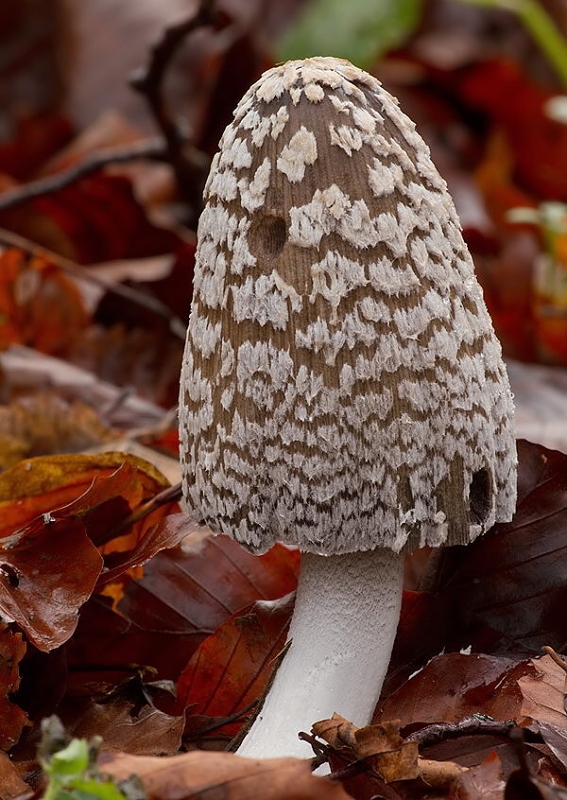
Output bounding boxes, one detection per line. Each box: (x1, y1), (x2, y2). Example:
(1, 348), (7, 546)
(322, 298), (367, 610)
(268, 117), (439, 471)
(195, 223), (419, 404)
(313, 716), (420, 783)
(177, 593), (295, 744)
(101, 749), (352, 800)
(314, 714), (466, 794)
(375, 653), (535, 727)
(67, 537), (299, 686)
(118, 534), (299, 645)
(69, 699), (184, 757)
(0, 516), (102, 651)
(99, 512), (198, 587)
(0, 750), (33, 800)
(517, 654), (567, 728)
(0, 629), (29, 751)
(452, 751), (505, 800)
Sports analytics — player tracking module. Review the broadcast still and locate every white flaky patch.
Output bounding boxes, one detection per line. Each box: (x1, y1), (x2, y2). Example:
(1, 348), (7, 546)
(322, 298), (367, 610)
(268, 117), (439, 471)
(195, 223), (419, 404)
(368, 159), (404, 197)
(329, 123), (363, 155)
(276, 127), (318, 182)
(309, 251), (368, 321)
(231, 272), (302, 328)
(289, 186), (378, 248)
(239, 157), (272, 212)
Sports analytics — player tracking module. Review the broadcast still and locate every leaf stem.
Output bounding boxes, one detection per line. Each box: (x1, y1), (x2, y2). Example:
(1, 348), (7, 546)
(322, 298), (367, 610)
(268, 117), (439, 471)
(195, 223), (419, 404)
(458, 0), (567, 89)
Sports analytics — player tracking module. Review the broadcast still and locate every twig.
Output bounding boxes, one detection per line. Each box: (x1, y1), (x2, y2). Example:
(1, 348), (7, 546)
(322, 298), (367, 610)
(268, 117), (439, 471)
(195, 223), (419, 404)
(0, 138), (166, 212)
(405, 715), (515, 747)
(187, 700), (260, 740)
(130, 0), (217, 219)
(110, 482), (183, 540)
(542, 645), (567, 673)
(0, 228), (187, 340)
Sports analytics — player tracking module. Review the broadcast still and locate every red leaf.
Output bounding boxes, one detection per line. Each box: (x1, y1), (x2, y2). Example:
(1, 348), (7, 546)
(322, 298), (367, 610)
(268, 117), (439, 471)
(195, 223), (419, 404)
(68, 537), (299, 684)
(178, 594), (294, 744)
(118, 535), (299, 640)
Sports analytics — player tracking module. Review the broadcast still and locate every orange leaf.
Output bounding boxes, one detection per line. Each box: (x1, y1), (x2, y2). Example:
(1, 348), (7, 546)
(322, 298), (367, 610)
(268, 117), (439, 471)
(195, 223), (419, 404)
(0, 248), (88, 355)
(0, 452), (169, 538)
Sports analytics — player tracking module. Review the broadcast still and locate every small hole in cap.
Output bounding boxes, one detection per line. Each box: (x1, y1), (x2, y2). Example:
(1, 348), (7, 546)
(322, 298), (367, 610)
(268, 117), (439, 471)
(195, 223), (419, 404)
(469, 468), (492, 526)
(249, 214), (288, 259)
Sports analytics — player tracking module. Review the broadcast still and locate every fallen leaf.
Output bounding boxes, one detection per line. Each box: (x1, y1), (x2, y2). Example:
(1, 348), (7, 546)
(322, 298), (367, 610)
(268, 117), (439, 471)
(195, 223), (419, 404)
(118, 535), (299, 646)
(0, 452), (169, 538)
(67, 537), (299, 691)
(0, 629), (29, 751)
(0, 516), (102, 651)
(376, 653), (534, 727)
(444, 440), (567, 654)
(0, 248), (88, 355)
(518, 654), (567, 728)
(177, 594), (295, 744)
(0, 392), (114, 470)
(452, 751), (505, 800)
(69, 699), (184, 757)
(101, 749), (352, 800)
(0, 749), (33, 800)
(314, 716), (420, 784)
(539, 722), (567, 772)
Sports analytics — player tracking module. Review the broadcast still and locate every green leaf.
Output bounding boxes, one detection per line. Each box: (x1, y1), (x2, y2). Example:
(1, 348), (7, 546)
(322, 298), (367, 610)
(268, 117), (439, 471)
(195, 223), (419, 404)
(61, 778), (129, 800)
(46, 739), (90, 778)
(277, 0), (423, 68)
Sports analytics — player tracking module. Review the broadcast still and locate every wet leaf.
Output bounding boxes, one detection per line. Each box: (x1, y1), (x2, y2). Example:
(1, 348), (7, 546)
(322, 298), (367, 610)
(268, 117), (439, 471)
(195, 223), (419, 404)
(0, 516), (102, 651)
(67, 537), (299, 688)
(452, 751), (505, 800)
(376, 653), (535, 727)
(0, 452), (169, 539)
(119, 535), (299, 646)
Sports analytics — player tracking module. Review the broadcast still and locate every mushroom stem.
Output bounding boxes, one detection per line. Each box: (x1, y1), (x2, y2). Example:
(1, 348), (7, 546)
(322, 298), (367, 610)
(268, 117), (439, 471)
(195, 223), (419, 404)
(236, 548), (404, 759)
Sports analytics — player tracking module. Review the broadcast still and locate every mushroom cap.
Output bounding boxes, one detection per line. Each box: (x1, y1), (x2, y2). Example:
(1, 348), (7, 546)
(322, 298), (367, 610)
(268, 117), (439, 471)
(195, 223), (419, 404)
(179, 57), (517, 555)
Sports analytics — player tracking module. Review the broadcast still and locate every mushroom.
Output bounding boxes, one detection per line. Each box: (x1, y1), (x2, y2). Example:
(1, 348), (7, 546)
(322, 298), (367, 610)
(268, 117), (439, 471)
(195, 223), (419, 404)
(178, 57), (517, 759)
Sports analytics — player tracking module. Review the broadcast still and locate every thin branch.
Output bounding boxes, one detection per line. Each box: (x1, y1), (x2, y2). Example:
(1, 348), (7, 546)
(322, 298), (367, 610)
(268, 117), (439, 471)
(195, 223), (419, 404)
(542, 645), (567, 673)
(0, 138), (166, 212)
(110, 482), (183, 539)
(130, 0), (217, 219)
(405, 715), (515, 748)
(0, 228), (187, 340)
